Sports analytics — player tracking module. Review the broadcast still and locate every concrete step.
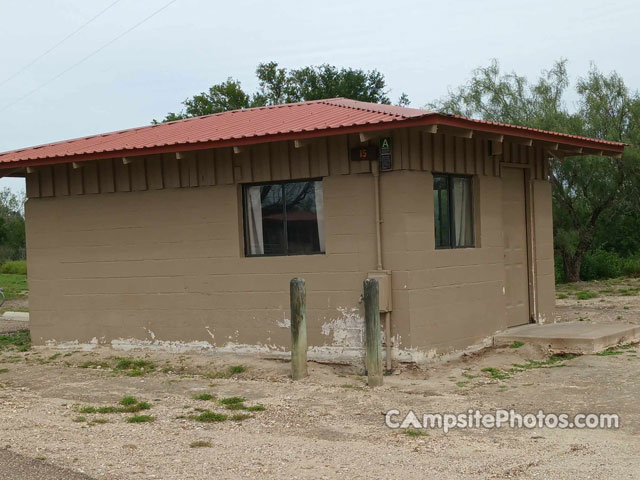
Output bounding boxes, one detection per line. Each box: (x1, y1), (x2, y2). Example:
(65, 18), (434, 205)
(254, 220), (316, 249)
(1, 311), (29, 322)
(494, 322), (640, 354)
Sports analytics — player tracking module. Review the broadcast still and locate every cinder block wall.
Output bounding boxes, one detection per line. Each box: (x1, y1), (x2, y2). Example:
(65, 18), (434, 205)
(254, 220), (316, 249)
(380, 171), (508, 357)
(24, 128), (555, 360)
(26, 174), (379, 357)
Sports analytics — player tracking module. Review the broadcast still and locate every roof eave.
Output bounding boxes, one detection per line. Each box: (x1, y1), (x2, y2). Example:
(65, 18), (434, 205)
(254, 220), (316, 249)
(0, 114), (625, 171)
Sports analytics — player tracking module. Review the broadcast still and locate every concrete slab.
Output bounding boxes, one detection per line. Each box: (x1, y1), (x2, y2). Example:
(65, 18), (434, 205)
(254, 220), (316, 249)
(1, 312), (29, 322)
(494, 322), (640, 354)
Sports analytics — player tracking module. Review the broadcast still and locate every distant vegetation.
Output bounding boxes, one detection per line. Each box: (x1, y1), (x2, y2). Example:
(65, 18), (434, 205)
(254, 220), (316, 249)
(0, 189), (25, 262)
(431, 59), (640, 283)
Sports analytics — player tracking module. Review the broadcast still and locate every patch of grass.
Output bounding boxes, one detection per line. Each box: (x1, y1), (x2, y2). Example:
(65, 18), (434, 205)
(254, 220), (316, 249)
(123, 401), (151, 412)
(404, 428), (429, 437)
(481, 367), (510, 380)
(72, 416), (87, 423)
(91, 418), (108, 424)
(575, 290), (597, 300)
(120, 396), (138, 406)
(206, 365), (248, 379)
(597, 347), (625, 356)
(0, 273), (28, 299)
(512, 354), (577, 371)
(455, 381), (469, 388)
(618, 288), (639, 296)
(113, 357), (155, 375)
(0, 330), (30, 351)
(48, 353), (61, 361)
(125, 415), (153, 423)
(191, 411), (228, 423)
(231, 413), (252, 421)
(0, 368), (8, 374)
(193, 393), (214, 401)
(509, 341), (524, 349)
(79, 399), (151, 414)
(224, 403), (246, 411)
(190, 440), (212, 448)
(556, 293), (568, 299)
(461, 372), (478, 380)
(246, 405), (266, 412)
(218, 396), (245, 405)
(78, 360), (110, 369)
(340, 383), (366, 391)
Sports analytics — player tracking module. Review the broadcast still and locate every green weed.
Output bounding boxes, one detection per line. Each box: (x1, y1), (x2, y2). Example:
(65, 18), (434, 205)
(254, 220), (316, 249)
(218, 396), (245, 405)
(575, 290), (597, 300)
(191, 411), (228, 423)
(231, 413), (252, 421)
(126, 415), (153, 423)
(404, 429), (429, 437)
(190, 440), (212, 448)
(193, 393), (214, 401)
(481, 367), (510, 380)
(0, 330), (30, 351)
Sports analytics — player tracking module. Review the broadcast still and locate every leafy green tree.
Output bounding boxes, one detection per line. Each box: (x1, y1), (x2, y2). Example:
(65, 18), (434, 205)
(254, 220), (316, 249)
(155, 62), (407, 123)
(429, 60), (640, 282)
(0, 188), (26, 261)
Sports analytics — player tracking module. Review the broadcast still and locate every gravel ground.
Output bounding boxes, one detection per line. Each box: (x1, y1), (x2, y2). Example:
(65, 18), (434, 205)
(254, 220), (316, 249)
(0, 449), (95, 480)
(0, 283), (638, 479)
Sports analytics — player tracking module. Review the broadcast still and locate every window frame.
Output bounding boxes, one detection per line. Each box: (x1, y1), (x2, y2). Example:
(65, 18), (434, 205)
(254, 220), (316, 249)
(433, 173), (475, 250)
(242, 178), (325, 258)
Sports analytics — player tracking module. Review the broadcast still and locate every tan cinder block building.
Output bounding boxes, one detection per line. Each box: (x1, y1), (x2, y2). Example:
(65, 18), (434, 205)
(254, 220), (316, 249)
(0, 99), (625, 362)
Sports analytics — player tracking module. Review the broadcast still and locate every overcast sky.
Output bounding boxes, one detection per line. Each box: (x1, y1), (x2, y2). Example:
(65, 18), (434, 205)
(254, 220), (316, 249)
(1, 0), (639, 192)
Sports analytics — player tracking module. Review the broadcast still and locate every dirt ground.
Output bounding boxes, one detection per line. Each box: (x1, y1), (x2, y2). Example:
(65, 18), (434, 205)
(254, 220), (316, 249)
(0, 280), (638, 479)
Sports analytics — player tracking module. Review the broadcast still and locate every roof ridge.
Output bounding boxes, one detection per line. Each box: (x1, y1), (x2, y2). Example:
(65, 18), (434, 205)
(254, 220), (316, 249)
(320, 98), (405, 118)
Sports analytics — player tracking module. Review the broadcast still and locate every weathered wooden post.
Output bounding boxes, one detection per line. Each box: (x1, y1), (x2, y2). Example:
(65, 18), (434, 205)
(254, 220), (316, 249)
(363, 278), (383, 387)
(290, 278), (308, 380)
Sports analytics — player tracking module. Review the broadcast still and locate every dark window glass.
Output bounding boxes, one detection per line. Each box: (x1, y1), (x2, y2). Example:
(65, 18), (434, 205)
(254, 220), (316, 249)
(433, 174), (474, 249)
(244, 180), (325, 256)
(434, 175), (450, 248)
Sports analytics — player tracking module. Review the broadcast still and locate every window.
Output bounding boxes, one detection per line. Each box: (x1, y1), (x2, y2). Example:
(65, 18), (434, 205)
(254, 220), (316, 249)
(433, 174), (474, 248)
(244, 180), (325, 256)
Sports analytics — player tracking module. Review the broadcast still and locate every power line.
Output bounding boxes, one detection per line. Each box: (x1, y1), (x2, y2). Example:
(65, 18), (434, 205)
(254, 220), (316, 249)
(0, 0), (179, 113)
(0, 0), (124, 88)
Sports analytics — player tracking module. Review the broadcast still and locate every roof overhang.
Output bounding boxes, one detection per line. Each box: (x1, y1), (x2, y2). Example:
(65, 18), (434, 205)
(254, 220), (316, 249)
(0, 107), (625, 176)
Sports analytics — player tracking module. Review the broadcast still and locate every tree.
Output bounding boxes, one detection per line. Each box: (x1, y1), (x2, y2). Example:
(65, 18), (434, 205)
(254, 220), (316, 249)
(0, 188), (26, 261)
(154, 62), (408, 123)
(429, 60), (640, 282)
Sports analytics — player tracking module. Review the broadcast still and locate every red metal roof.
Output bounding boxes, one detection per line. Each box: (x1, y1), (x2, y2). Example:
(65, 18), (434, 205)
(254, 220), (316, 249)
(0, 98), (625, 170)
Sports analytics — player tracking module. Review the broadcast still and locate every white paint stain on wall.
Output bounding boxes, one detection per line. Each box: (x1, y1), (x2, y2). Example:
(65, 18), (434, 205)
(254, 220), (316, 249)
(321, 307), (364, 348)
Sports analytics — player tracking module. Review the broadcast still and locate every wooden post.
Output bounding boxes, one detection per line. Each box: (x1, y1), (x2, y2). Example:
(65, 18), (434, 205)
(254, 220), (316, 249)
(363, 278), (383, 387)
(290, 278), (308, 380)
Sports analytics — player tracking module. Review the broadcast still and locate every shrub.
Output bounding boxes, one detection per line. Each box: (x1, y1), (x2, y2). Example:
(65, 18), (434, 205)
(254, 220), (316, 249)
(621, 256), (640, 277)
(580, 250), (624, 281)
(0, 260), (26, 275)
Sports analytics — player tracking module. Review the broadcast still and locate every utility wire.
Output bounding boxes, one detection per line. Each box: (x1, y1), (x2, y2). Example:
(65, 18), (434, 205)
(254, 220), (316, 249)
(0, 0), (124, 88)
(0, 0), (179, 113)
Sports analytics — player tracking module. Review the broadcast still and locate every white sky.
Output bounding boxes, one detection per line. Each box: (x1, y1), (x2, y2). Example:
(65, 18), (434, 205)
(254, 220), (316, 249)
(1, 0), (639, 192)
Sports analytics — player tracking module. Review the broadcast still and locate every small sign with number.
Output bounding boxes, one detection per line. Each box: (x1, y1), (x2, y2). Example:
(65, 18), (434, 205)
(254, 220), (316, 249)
(350, 145), (378, 162)
(379, 137), (392, 171)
